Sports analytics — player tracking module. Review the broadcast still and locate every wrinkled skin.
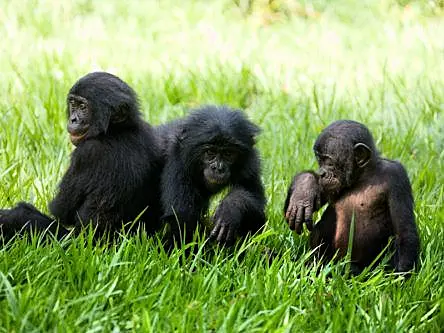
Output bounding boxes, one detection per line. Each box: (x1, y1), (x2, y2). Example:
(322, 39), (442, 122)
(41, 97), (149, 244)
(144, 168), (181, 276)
(284, 171), (321, 234)
(67, 94), (91, 145)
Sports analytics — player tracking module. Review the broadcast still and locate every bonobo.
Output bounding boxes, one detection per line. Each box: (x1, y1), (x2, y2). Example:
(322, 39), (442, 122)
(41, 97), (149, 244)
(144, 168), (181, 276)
(0, 72), (162, 241)
(284, 120), (419, 274)
(157, 106), (266, 246)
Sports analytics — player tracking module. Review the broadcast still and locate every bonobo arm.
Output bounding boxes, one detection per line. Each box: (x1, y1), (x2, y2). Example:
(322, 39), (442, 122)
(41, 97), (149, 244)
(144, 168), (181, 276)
(51, 140), (151, 234)
(284, 171), (324, 234)
(72, 199), (133, 238)
(387, 162), (420, 273)
(49, 161), (86, 227)
(160, 157), (207, 243)
(210, 173), (266, 246)
(49, 145), (112, 227)
(0, 202), (68, 241)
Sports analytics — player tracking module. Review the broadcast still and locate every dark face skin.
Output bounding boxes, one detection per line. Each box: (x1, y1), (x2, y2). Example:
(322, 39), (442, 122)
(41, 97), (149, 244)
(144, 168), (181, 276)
(315, 150), (345, 194)
(67, 94), (91, 145)
(314, 138), (371, 198)
(202, 144), (238, 191)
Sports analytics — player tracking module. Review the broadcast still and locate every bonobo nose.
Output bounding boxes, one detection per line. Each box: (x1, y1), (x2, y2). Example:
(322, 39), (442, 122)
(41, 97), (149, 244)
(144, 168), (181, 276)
(216, 163), (226, 173)
(211, 163), (226, 173)
(319, 169), (327, 177)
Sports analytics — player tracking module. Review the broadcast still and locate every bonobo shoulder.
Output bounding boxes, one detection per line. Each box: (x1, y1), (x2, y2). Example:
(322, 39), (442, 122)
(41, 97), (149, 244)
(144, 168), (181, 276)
(379, 158), (411, 183)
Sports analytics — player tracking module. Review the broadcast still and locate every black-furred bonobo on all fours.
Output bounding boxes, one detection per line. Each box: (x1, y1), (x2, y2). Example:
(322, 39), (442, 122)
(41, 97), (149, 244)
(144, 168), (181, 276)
(0, 72), (162, 240)
(157, 106), (266, 246)
(284, 120), (419, 274)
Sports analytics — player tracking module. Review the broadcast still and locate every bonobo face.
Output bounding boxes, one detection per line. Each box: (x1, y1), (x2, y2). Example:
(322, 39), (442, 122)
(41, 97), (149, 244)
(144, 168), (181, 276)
(67, 94), (91, 145)
(314, 120), (375, 198)
(314, 137), (354, 195)
(202, 145), (238, 191)
(315, 150), (348, 194)
(314, 138), (372, 196)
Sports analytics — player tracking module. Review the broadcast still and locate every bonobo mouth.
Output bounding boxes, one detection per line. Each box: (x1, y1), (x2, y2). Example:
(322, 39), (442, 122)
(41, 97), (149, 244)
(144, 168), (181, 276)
(69, 131), (88, 145)
(203, 169), (230, 189)
(319, 177), (341, 192)
(206, 177), (228, 185)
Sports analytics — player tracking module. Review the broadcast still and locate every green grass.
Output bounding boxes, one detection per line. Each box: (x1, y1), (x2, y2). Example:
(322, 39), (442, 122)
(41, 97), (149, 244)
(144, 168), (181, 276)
(0, 0), (443, 331)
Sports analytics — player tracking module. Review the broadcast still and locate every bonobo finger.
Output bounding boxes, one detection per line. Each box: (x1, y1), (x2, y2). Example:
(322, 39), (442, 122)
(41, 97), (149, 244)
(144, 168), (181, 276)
(305, 205), (314, 231)
(315, 194), (322, 211)
(209, 223), (221, 240)
(285, 209), (290, 221)
(295, 207), (304, 234)
(287, 207), (297, 230)
(225, 228), (235, 246)
(217, 225), (228, 243)
(294, 222), (302, 235)
(305, 218), (313, 232)
(285, 204), (294, 221)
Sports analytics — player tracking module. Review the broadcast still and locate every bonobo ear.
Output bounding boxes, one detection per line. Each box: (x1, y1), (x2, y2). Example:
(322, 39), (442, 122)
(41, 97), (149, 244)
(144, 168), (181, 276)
(353, 143), (372, 168)
(110, 104), (128, 123)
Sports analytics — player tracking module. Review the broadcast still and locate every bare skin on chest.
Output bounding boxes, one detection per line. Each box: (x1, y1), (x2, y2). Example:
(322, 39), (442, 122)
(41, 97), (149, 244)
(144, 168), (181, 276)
(333, 180), (392, 261)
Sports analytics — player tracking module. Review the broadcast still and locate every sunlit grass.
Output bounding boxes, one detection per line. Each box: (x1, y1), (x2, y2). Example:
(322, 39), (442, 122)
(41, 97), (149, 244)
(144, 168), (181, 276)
(0, 0), (443, 331)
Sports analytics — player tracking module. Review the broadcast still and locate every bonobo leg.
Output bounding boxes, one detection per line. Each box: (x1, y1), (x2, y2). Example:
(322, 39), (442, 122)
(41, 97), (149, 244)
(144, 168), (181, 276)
(309, 205), (336, 262)
(0, 202), (68, 242)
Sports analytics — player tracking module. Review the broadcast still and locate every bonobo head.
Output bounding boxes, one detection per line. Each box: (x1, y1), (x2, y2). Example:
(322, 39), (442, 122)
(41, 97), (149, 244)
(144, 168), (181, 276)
(313, 120), (378, 196)
(178, 105), (260, 192)
(67, 72), (141, 145)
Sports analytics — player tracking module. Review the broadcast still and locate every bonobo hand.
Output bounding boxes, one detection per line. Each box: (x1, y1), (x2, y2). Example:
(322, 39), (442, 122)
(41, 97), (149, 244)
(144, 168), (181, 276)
(285, 172), (321, 234)
(394, 259), (415, 275)
(209, 203), (242, 246)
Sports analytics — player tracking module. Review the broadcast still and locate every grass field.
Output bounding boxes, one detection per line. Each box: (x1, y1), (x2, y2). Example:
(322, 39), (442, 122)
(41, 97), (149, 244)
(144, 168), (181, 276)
(0, 0), (443, 331)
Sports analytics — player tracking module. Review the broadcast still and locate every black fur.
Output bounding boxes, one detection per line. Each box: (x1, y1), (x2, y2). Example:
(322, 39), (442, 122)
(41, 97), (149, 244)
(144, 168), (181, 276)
(0, 72), (162, 241)
(0, 203), (67, 242)
(158, 106), (266, 246)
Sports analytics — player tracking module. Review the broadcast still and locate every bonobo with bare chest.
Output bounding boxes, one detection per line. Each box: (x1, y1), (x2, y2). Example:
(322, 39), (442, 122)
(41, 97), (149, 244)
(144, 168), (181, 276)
(284, 120), (419, 274)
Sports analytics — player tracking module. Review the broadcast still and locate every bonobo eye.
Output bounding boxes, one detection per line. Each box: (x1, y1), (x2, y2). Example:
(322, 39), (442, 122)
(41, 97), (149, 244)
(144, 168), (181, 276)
(317, 154), (334, 167)
(323, 157), (334, 167)
(222, 149), (238, 163)
(204, 149), (217, 161)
